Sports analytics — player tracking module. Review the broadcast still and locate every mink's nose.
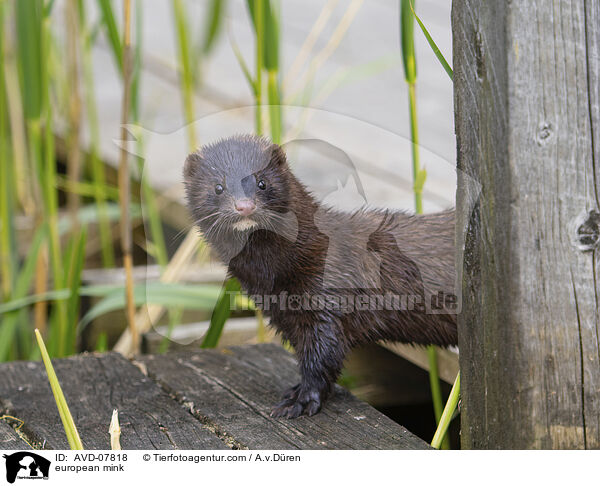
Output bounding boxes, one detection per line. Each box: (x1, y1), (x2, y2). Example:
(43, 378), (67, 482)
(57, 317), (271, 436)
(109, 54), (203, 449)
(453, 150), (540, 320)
(234, 199), (256, 217)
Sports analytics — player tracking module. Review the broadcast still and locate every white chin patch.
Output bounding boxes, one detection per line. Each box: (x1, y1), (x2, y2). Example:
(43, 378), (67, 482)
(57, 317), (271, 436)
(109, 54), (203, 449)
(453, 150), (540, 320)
(232, 219), (259, 231)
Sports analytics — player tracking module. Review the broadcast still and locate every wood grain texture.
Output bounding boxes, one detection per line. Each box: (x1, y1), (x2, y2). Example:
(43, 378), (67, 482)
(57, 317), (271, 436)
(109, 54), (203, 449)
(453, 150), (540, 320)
(0, 421), (30, 450)
(138, 344), (429, 450)
(453, 0), (600, 448)
(0, 353), (227, 450)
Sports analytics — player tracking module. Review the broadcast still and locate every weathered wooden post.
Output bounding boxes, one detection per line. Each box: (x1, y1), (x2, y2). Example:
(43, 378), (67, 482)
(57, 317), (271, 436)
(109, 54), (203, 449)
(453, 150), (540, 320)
(453, 0), (600, 448)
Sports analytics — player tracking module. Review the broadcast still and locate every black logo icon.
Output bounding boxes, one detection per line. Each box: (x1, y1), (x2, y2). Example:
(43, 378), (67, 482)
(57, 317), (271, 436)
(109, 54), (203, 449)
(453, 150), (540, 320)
(3, 452), (51, 483)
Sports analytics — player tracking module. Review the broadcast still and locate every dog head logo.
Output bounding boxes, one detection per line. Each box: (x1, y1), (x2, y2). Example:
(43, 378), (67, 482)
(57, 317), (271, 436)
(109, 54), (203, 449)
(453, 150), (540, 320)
(3, 452), (50, 483)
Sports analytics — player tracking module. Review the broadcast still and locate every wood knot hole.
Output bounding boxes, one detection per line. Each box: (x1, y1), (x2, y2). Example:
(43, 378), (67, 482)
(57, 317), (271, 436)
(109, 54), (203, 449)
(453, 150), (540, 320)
(536, 122), (554, 145)
(570, 209), (600, 251)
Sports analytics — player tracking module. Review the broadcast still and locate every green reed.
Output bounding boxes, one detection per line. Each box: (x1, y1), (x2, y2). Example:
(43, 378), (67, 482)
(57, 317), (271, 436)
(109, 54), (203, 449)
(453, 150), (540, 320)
(16, 0), (71, 357)
(172, 0), (198, 150)
(79, 0), (115, 267)
(0, 0), (236, 361)
(403, 0), (461, 448)
(400, 0), (448, 448)
(246, 0), (282, 142)
(0, 225), (46, 362)
(0, 0), (12, 301)
(35, 329), (84, 449)
(431, 372), (460, 449)
(133, 1), (168, 269)
(254, 0), (263, 134)
(95, 0), (169, 270)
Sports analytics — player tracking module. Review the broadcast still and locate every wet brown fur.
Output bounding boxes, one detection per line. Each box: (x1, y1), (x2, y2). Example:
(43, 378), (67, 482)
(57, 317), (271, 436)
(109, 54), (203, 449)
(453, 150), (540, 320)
(184, 135), (456, 418)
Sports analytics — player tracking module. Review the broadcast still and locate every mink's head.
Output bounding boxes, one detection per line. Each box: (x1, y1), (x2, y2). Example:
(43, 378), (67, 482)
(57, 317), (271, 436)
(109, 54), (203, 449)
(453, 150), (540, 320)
(184, 135), (293, 242)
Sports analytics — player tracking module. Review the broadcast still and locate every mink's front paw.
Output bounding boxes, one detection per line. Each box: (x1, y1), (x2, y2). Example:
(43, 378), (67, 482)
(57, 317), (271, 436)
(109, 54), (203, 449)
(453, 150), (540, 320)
(270, 384), (322, 419)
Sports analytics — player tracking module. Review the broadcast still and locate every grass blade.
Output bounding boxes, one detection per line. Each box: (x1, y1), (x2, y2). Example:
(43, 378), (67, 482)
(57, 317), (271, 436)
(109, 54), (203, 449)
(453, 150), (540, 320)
(56, 177), (120, 201)
(247, 0), (281, 138)
(65, 0), (83, 229)
(201, 0), (225, 54)
(431, 372), (460, 449)
(139, 160), (168, 268)
(65, 228), (87, 354)
(228, 25), (256, 95)
(172, 0), (198, 149)
(201, 278), (241, 348)
(35, 329), (84, 450)
(3, 18), (34, 218)
(427, 346), (443, 422)
(0, 289), (70, 315)
(400, 0), (447, 448)
(250, 0), (264, 134)
(57, 202), (141, 236)
(408, 0), (452, 81)
(43, 99), (69, 357)
(0, 224), (47, 361)
(96, 0), (123, 71)
(130, 0), (142, 120)
(79, 0), (116, 267)
(44, 0), (57, 16)
(95, 333), (108, 352)
(15, 0), (43, 120)
(246, 0), (279, 71)
(1, 281), (226, 328)
(16, 0), (49, 335)
(117, 0), (138, 354)
(128, 2), (169, 269)
(267, 69), (281, 143)
(0, 282), (143, 314)
(0, 0), (13, 300)
(400, 0), (416, 84)
(79, 282), (224, 330)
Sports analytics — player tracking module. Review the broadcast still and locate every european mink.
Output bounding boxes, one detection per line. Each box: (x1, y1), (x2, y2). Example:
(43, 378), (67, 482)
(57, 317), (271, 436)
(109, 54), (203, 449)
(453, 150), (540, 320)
(184, 134), (457, 418)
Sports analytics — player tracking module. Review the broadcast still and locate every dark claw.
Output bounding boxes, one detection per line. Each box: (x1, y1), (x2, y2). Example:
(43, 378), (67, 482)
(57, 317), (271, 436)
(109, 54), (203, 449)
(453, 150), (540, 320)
(305, 399), (321, 417)
(270, 385), (323, 419)
(270, 399), (293, 418)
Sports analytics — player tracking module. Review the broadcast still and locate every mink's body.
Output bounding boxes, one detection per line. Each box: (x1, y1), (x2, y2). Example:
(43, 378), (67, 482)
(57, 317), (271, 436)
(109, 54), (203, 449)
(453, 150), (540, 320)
(184, 135), (457, 418)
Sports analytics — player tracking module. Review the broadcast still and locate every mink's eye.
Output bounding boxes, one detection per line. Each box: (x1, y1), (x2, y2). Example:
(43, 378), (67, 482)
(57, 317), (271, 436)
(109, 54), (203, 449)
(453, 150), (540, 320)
(215, 184), (224, 195)
(257, 180), (266, 190)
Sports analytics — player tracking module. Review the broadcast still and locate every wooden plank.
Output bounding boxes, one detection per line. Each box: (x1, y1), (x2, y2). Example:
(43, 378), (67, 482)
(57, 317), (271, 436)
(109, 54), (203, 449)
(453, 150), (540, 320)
(138, 343), (429, 450)
(453, 0), (600, 448)
(0, 421), (30, 450)
(0, 353), (227, 450)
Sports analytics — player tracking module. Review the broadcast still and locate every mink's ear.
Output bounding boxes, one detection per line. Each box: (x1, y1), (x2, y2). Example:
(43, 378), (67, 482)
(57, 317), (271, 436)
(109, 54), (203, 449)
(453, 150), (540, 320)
(268, 143), (287, 167)
(183, 151), (202, 180)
